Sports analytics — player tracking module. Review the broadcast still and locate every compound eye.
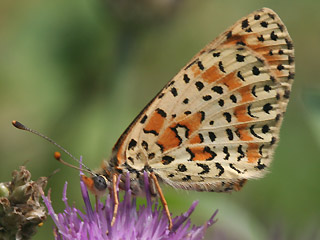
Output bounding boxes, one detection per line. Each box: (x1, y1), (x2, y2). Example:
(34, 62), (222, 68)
(93, 175), (108, 191)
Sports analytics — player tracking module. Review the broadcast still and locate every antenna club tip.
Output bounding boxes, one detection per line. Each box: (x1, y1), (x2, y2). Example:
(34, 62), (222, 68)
(54, 152), (61, 160)
(12, 120), (26, 130)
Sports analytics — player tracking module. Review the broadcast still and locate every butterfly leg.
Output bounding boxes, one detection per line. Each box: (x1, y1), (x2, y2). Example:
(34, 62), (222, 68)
(111, 173), (119, 226)
(95, 195), (99, 212)
(150, 172), (173, 230)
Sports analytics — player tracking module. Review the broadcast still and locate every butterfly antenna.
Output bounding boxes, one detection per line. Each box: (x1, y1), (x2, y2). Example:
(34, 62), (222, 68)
(12, 120), (95, 175)
(53, 152), (94, 175)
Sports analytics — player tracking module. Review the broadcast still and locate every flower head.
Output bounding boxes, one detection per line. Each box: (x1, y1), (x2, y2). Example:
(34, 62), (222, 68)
(43, 162), (217, 239)
(0, 166), (47, 240)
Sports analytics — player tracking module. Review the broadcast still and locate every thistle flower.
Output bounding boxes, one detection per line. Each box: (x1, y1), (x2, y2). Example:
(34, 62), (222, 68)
(43, 169), (217, 239)
(0, 166), (47, 240)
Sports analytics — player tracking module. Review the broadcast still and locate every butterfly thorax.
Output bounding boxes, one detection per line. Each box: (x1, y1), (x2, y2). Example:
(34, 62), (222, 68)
(97, 153), (157, 197)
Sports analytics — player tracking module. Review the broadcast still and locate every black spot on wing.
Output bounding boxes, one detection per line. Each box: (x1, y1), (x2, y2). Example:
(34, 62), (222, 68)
(177, 164), (187, 172)
(158, 93), (164, 99)
(263, 103), (273, 114)
(247, 104), (258, 118)
(204, 146), (217, 160)
(223, 146), (230, 160)
(195, 81), (204, 91)
(237, 71), (245, 81)
(128, 139), (137, 150)
(200, 111), (205, 122)
(140, 115), (147, 124)
(259, 144), (264, 156)
(255, 159), (266, 170)
(183, 74), (190, 83)
(268, 12), (275, 19)
(241, 19), (249, 29)
(213, 52), (221, 57)
(208, 132), (216, 142)
(215, 163), (224, 177)
(262, 125), (270, 134)
(260, 21), (268, 28)
(284, 90), (290, 99)
(197, 61), (205, 70)
(251, 85), (257, 97)
(277, 64), (284, 71)
(285, 38), (293, 50)
(252, 66), (260, 75)
(223, 112), (232, 123)
(182, 175), (191, 181)
(218, 61), (226, 73)
(270, 31), (278, 41)
(186, 147), (195, 161)
(141, 140), (148, 151)
(237, 145), (245, 161)
(156, 108), (167, 117)
(250, 125), (263, 139)
(199, 133), (204, 143)
(257, 35), (264, 42)
(156, 143), (164, 152)
(203, 95), (212, 101)
(226, 129), (234, 140)
(230, 95), (237, 103)
(170, 87), (178, 97)
(264, 85), (271, 92)
(229, 163), (241, 174)
(197, 163), (210, 175)
(212, 86), (223, 94)
(162, 156), (175, 165)
(236, 54), (245, 62)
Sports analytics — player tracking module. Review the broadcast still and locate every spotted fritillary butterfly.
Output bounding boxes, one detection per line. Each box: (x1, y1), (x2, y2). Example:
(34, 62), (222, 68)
(33, 8), (295, 229)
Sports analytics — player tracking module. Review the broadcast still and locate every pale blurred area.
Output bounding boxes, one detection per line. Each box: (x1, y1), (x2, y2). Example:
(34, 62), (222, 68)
(1, 0), (320, 239)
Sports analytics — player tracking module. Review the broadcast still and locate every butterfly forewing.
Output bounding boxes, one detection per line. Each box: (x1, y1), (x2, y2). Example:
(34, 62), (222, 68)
(111, 8), (294, 192)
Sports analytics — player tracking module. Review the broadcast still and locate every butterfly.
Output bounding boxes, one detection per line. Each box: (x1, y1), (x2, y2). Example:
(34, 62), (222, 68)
(12, 7), (295, 230)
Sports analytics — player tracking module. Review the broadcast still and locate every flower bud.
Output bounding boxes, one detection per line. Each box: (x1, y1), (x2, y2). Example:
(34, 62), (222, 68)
(0, 183), (9, 198)
(9, 183), (33, 204)
(11, 166), (31, 188)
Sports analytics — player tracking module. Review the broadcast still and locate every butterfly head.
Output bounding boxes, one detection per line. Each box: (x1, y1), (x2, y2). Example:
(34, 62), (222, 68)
(81, 174), (109, 196)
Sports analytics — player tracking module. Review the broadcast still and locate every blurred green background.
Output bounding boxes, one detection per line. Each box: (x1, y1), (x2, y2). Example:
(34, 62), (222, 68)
(1, 0), (320, 239)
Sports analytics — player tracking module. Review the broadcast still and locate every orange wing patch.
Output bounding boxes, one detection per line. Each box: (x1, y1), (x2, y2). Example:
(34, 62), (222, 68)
(234, 105), (254, 122)
(246, 143), (260, 163)
(190, 64), (201, 77)
(218, 72), (242, 90)
(157, 127), (181, 152)
(239, 85), (255, 103)
(187, 146), (216, 161)
(157, 112), (204, 152)
(236, 124), (254, 141)
(202, 65), (223, 83)
(178, 112), (203, 135)
(144, 109), (166, 135)
(189, 134), (202, 144)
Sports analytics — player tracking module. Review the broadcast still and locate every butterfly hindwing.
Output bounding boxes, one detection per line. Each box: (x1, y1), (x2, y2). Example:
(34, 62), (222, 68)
(111, 8), (294, 192)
